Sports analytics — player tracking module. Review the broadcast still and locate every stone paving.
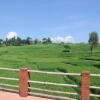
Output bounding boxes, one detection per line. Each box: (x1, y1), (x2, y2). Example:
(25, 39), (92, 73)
(0, 91), (52, 100)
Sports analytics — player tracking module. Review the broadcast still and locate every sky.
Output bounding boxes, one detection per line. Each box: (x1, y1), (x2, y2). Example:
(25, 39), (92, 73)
(0, 0), (100, 43)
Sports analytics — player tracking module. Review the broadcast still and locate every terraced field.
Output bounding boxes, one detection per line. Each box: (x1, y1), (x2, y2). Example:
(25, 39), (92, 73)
(0, 44), (100, 100)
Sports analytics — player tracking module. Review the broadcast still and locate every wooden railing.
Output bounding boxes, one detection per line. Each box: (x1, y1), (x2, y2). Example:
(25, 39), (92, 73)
(0, 67), (100, 100)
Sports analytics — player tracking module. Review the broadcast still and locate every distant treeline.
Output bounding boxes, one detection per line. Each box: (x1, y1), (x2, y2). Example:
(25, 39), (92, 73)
(0, 37), (52, 46)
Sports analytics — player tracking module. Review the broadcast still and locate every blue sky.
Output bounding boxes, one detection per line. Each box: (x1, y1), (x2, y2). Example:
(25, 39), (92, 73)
(0, 0), (100, 42)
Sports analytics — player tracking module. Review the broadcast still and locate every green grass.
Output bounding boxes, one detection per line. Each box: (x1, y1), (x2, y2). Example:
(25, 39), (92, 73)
(0, 44), (100, 100)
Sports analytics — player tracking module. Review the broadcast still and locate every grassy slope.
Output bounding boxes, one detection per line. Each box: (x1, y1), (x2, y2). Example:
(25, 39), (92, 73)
(0, 44), (100, 100)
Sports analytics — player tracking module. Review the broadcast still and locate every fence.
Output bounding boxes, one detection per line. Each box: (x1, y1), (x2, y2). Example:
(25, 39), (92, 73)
(0, 67), (100, 100)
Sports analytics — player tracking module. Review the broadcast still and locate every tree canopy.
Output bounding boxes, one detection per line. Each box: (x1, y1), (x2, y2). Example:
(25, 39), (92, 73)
(88, 32), (99, 53)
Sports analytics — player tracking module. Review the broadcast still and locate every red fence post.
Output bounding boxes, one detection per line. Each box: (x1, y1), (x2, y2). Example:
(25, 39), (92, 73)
(19, 68), (29, 97)
(81, 71), (90, 100)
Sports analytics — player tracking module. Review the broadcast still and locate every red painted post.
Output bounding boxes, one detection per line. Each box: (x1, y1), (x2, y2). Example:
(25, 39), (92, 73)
(19, 68), (29, 97)
(81, 71), (90, 100)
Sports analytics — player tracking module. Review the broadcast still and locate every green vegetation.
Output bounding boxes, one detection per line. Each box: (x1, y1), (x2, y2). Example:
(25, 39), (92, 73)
(0, 37), (52, 46)
(89, 32), (99, 53)
(0, 44), (100, 100)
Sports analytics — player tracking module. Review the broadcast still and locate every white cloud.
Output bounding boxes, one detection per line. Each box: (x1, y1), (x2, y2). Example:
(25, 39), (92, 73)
(6, 32), (17, 39)
(50, 36), (75, 43)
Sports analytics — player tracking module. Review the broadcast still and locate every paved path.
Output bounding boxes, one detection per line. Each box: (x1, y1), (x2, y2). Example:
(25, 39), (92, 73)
(0, 91), (52, 100)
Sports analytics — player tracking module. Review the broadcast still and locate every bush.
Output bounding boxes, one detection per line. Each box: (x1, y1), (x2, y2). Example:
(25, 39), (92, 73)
(62, 49), (70, 53)
(62, 44), (71, 53)
(64, 44), (71, 49)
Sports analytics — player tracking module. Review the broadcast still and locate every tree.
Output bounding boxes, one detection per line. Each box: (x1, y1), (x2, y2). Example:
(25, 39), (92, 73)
(42, 38), (47, 44)
(34, 39), (40, 44)
(42, 37), (52, 44)
(5, 37), (17, 46)
(4, 36), (23, 46)
(10, 37), (16, 46)
(0, 39), (3, 45)
(26, 37), (33, 45)
(47, 37), (52, 44)
(88, 32), (99, 53)
(15, 37), (22, 46)
(21, 39), (27, 45)
(4, 38), (9, 46)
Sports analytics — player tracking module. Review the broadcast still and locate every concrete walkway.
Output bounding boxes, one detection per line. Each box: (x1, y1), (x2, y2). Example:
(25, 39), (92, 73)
(0, 91), (52, 100)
